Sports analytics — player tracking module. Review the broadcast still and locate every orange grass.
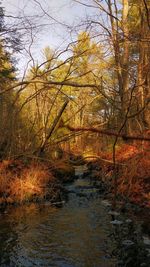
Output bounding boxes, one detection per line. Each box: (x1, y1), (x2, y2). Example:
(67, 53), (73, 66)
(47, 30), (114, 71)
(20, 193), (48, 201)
(0, 161), (57, 205)
(99, 143), (150, 208)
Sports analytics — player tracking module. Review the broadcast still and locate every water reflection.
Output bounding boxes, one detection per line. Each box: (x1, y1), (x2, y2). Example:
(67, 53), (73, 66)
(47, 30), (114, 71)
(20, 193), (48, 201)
(0, 178), (116, 267)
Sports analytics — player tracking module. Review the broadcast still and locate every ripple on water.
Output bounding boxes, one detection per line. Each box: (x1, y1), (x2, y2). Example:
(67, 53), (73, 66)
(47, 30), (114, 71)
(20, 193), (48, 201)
(0, 178), (116, 267)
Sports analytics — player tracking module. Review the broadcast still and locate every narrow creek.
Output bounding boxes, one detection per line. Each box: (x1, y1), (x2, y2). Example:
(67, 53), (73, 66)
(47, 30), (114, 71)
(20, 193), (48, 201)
(0, 167), (149, 267)
(0, 166), (117, 267)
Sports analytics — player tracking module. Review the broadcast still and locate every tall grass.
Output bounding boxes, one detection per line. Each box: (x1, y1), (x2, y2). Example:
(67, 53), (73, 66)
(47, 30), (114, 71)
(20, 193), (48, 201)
(98, 143), (150, 207)
(0, 161), (57, 205)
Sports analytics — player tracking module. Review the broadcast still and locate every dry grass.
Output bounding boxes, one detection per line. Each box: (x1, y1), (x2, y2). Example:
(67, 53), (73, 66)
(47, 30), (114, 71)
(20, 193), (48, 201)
(0, 160), (58, 205)
(118, 149), (150, 207)
(98, 142), (150, 207)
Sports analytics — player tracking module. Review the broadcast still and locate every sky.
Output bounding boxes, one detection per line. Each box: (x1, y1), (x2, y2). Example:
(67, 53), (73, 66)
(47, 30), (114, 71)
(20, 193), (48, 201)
(2, 0), (91, 75)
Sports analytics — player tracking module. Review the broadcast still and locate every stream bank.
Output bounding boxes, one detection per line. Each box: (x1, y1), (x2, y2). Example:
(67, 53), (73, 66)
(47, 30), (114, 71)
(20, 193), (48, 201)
(85, 158), (150, 236)
(0, 160), (150, 266)
(0, 171), (117, 267)
(0, 158), (76, 209)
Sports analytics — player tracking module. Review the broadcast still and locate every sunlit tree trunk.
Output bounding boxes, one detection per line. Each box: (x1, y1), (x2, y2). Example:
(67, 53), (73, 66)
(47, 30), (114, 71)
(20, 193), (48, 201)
(108, 0), (130, 134)
(122, 0), (130, 121)
(138, 3), (150, 130)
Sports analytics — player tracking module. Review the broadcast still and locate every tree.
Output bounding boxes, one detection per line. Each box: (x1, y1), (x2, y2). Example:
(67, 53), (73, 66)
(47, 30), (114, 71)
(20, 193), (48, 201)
(0, 3), (17, 157)
(137, 0), (150, 130)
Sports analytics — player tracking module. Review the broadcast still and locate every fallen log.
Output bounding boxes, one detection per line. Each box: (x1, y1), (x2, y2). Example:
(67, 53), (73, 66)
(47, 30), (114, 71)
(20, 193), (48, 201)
(65, 125), (150, 142)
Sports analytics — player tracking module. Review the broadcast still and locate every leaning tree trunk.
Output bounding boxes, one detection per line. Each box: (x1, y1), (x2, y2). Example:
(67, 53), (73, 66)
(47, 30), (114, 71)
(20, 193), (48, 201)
(38, 99), (69, 156)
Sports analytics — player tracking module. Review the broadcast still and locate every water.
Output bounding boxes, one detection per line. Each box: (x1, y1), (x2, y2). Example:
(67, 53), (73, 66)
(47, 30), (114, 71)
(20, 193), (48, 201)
(0, 175), (116, 267)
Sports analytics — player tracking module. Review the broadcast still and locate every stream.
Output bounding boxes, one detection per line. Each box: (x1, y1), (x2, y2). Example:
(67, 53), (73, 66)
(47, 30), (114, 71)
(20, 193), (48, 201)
(0, 167), (149, 267)
(0, 167), (117, 267)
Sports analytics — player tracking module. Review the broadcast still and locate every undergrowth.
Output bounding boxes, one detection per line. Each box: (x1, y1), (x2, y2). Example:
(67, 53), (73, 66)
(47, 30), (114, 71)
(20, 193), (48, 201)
(99, 142), (150, 208)
(0, 160), (59, 205)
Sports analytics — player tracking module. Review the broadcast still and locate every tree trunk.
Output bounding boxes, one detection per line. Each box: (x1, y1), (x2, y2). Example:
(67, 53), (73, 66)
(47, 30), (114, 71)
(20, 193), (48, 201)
(108, 0), (130, 135)
(38, 99), (69, 155)
(122, 0), (130, 123)
(138, 3), (150, 130)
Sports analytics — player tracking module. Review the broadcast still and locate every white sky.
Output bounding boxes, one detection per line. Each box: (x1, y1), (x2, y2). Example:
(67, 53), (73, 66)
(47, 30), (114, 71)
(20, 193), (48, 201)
(2, 0), (104, 77)
(2, 0), (90, 74)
